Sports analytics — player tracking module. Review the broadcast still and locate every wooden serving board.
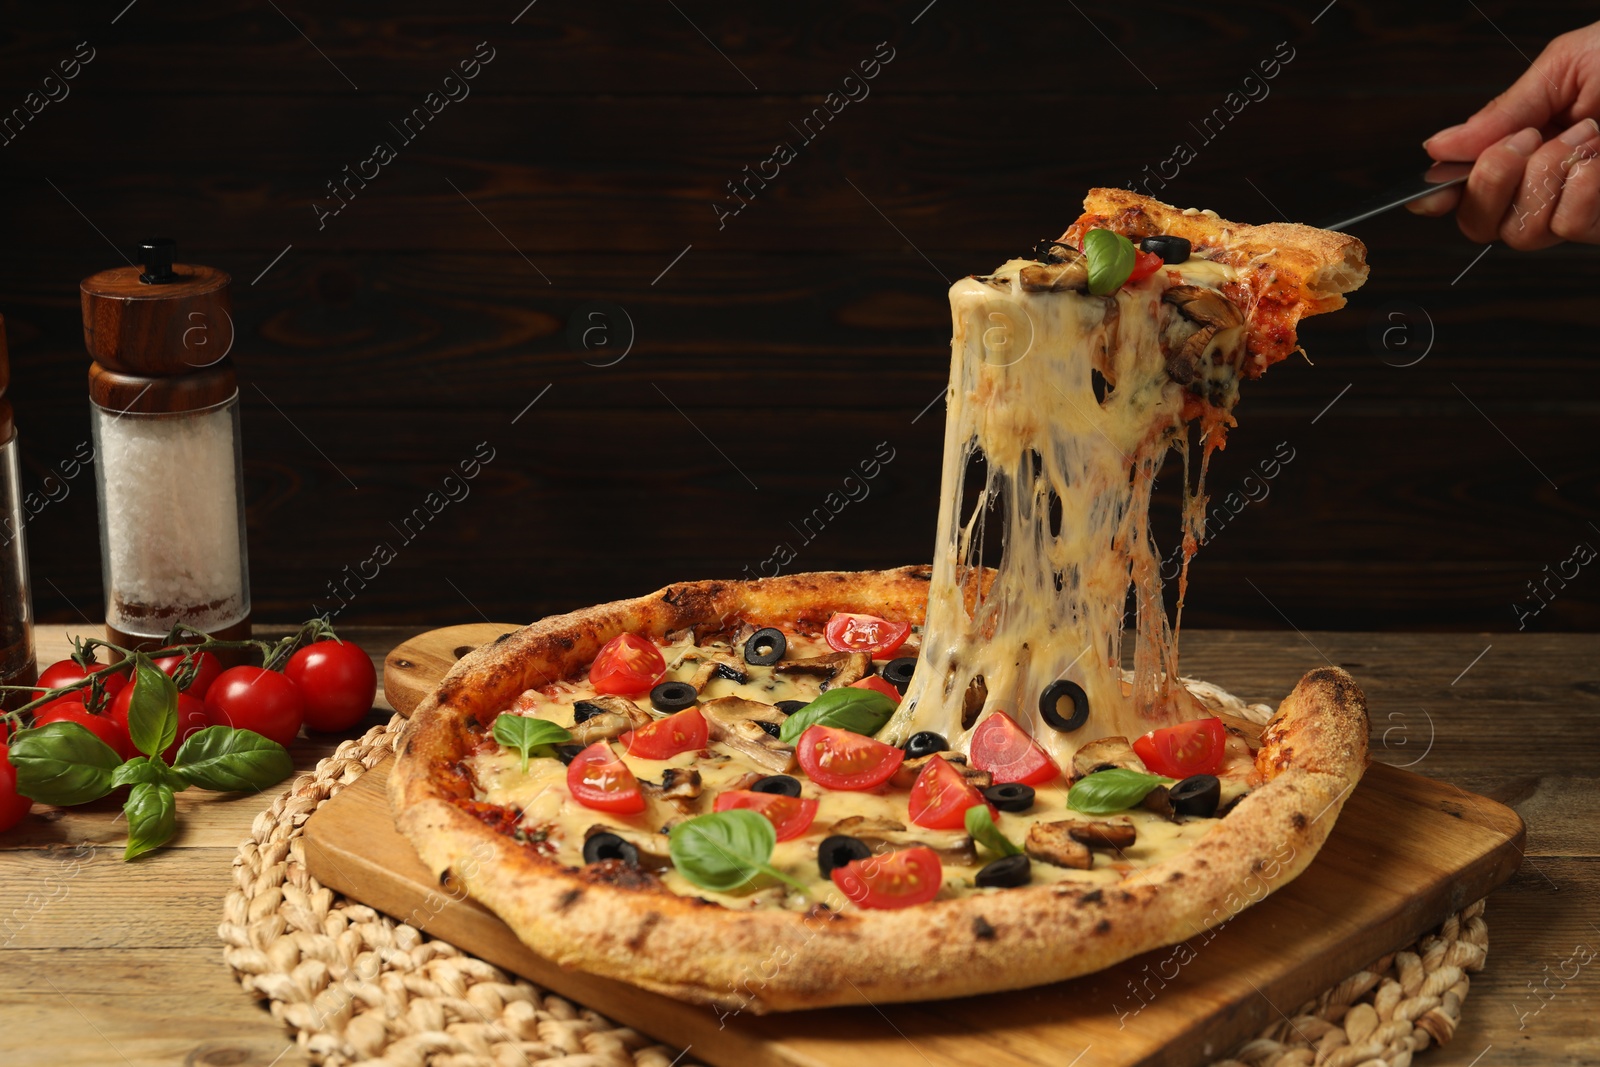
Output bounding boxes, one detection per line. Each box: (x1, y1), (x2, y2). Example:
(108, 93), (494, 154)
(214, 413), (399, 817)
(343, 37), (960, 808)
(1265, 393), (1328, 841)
(317, 625), (1527, 1067)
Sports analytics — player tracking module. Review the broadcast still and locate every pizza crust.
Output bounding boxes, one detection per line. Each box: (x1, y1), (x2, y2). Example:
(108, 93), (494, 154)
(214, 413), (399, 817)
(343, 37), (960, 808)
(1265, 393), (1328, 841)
(390, 568), (1369, 1012)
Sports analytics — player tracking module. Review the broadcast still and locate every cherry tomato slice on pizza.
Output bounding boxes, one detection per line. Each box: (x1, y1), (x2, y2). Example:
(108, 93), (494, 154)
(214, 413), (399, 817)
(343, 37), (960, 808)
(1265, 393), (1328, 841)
(589, 634), (666, 697)
(823, 613), (911, 658)
(795, 725), (904, 791)
(1125, 248), (1164, 286)
(713, 789), (819, 842)
(830, 846), (943, 910)
(847, 675), (902, 702)
(566, 742), (646, 814)
(620, 707), (707, 760)
(907, 754), (991, 829)
(1133, 716), (1227, 779)
(968, 710), (1060, 786)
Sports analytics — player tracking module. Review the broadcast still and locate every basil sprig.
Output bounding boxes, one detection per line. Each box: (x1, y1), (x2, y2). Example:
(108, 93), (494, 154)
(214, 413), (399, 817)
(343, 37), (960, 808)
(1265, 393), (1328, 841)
(668, 810), (810, 894)
(1084, 228), (1137, 296)
(777, 688), (896, 745)
(491, 713), (572, 772)
(966, 804), (1022, 857)
(1067, 767), (1173, 814)
(9, 651), (294, 860)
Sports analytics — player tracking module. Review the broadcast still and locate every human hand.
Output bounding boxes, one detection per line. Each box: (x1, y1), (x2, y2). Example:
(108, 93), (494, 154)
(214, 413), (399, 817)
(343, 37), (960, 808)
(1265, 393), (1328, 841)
(1407, 21), (1600, 248)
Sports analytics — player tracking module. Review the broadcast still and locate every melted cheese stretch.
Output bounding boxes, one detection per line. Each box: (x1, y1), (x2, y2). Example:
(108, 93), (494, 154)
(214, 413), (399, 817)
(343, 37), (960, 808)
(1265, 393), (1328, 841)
(886, 257), (1242, 763)
(472, 634), (1241, 911)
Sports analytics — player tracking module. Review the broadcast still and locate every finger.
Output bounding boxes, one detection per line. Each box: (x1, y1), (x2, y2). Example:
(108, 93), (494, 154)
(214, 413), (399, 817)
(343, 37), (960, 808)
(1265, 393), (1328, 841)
(1501, 118), (1600, 249)
(1550, 137), (1600, 244)
(1405, 187), (1463, 217)
(1425, 40), (1574, 161)
(1457, 127), (1543, 243)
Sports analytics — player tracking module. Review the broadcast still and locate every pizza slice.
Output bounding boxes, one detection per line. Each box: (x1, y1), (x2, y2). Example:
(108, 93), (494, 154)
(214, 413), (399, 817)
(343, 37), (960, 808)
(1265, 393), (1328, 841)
(390, 191), (1371, 1011)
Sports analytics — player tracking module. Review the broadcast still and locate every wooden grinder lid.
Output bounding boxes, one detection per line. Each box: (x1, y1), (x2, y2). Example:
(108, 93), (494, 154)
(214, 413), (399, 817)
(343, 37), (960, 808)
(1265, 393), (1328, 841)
(81, 239), (234, 376)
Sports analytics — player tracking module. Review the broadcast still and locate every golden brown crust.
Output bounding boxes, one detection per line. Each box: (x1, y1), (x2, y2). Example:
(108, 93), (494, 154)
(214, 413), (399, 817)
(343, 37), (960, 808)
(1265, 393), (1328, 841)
(390, 568), (1368, 1012)
(1061, 188), (1369, 372)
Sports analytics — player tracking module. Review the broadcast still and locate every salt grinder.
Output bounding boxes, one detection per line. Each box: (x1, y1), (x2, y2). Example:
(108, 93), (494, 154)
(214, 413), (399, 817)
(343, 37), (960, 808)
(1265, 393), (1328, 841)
(0, 314), (37, 704)
(80, 239), (251, 652)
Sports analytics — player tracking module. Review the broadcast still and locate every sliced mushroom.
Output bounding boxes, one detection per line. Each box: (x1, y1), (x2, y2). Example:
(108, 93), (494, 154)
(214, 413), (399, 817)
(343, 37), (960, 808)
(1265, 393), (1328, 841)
(686, 651), (749, 691)
(1019, 249), (1089, 293)
(1141, 785), (1176, 821)
(584, 824), (671, 869)
(961, 675), (988, 730)
(955, 764), (994, 790)
(1067, 818), (1137, 850)
(700, 696), (795, 774)
(1163, 284), (1243, 330)
(774, 650), (871, 688)
(1025, 822), (1093, 870)
(1071, 736), (1144, 781)
(569, 695), (653, 744)
(832, 816), (978, 867)
(659, 767), (703, 800)
(888, 751), (969, 789)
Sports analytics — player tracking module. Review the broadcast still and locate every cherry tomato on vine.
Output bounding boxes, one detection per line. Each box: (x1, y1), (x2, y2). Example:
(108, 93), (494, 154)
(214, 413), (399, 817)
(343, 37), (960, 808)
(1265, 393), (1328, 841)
(108, 688), (210, 762)
(0, 744), (31, 833)
(589, 634), (665, 697)
(34, 701), (131, 760)
(823, 613), (911, 658)
(153, 650), (224, 700)
(205, 666), (305, 748)
(33, 659), (127, 714)
(1133, 717), (1227, 779)
(284, 639), (378, 733)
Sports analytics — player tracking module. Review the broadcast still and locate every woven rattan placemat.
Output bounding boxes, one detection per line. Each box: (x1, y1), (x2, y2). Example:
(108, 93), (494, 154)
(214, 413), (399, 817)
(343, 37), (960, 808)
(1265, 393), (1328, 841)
(221, 714), (1488, 1067)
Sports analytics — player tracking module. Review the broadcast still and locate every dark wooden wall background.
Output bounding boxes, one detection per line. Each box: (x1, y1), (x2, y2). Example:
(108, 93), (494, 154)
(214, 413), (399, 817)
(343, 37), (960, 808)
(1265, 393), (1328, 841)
(0, 0), (1596, 633)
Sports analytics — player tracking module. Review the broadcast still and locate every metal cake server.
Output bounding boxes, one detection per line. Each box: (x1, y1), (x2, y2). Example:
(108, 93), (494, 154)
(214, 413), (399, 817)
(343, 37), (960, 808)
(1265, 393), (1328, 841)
(1318, 161), (1472, 231)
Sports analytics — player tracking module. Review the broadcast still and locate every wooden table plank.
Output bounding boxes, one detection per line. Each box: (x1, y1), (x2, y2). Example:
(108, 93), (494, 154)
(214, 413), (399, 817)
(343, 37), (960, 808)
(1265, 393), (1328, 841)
(0, 625), (1595, 1067)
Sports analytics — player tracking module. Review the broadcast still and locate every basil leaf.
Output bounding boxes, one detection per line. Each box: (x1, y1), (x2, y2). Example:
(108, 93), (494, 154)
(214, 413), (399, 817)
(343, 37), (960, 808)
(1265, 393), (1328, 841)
(668, 810), (809, 894)
(965, 804), (1022, 857)
(172, 726), (293, 792)
(111, 756), (187, 791)
(491, 714), (573, 773)
(123, 782), (177, 861)
(1067, 767), (1173, 814)
(778, 688), (896, 745)
(8, 722), (123, 806)
(127, 656), (179, 758)
(1084, 228), (1137, 296)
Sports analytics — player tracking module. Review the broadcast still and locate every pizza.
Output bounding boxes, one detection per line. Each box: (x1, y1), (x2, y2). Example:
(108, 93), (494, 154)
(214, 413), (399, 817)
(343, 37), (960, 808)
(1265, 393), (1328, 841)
(390, 190), (1372, 1012)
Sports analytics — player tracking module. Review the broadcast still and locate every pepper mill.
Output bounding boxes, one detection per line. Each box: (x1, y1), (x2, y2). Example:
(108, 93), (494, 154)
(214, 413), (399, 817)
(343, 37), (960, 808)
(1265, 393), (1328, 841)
(0, 314), (37, 706)
(80, 239), (252, 654)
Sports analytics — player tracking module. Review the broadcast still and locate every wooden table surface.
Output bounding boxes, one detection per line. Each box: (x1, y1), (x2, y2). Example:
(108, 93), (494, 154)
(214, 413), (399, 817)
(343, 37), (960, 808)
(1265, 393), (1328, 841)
(0, 625), (1595, 1067)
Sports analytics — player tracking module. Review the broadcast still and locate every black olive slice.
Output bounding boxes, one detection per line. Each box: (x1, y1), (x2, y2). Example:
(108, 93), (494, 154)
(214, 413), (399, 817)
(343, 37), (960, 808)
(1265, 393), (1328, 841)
(817, 835), (873, 879)
(750, 774), (802, 797)
(554, 743), (585, 764)
(1139, 234), (1191, 264)
(572, 700), (607, 723)
(756, 720), (782, 738)
(975, 854), (1031, 889)
(650, 680), (698, 713)
(1169, 774), (1222, 817)
(903, 731), (948, 761)
(982, 782), (1035, 813)
(1039, 679), (1090, 732)
(582, 832), (640, 867)
(744, 628), (788, 666)
(880, 657), (918, 694)
(774, 699), (808, 716)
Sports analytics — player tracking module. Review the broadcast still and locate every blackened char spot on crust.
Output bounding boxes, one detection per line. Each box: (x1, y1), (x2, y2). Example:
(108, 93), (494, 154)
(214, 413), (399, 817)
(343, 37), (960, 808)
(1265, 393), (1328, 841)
(804, 902), (843, 924)
(660, 583), (727, 628)
(1167, 871), (1184, 882)
(578, 859), (665, 891)
(626, 912), (663, 951)
(1291, 812), (1308, 831)
(556, 888), (585, 912)
(1303, 666), (1362, 707)
(972, 916), (997, 940)
(439, 868), (452, 888)
(1079, 889), (1103, 905)
(1094, 919), (1112, 934)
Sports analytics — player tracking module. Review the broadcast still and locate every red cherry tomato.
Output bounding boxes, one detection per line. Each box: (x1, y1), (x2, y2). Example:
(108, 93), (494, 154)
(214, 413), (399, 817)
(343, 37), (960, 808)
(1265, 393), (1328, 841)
(589, 634), (666, 696)
(969, 711), (1060, 786)
(795, 725), (904, 792)
(566, 742), (645, 814)
(204, 667), (306, 748)
(34, 701), (131, 760)
(907, 755), (990, 829)
(847, 676), (902, 702)
(34, 659), (128, 714)
(153, 650), (224, 700)
(1133, 717), (1227, 778)
(823, 613), (911, 658)
(830, 846), (943, 910)
(284, 639), (378, 733)
(108, 688), (210, 762)
(620, 707), (707, 760)
(1125, 248), (1163, 286)
(0, 743), (31, 832)
(713, 789), (819, 842)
